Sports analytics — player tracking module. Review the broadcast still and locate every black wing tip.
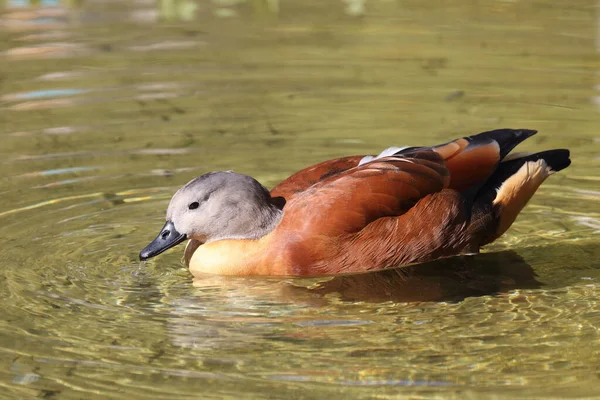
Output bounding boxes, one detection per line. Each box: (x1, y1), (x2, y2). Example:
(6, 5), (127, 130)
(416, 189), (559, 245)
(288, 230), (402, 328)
(467, 128), (538, 159)
(512, 128), (538, 137)
(478, 128), (538, 138)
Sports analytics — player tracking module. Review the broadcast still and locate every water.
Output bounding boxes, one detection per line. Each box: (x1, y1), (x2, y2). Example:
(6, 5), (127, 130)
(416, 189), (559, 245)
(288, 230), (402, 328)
(1, 0), (599, 398)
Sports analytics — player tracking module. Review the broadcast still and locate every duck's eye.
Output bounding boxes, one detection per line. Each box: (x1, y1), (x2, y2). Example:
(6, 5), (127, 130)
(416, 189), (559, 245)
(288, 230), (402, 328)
(188, 202), (200, 210)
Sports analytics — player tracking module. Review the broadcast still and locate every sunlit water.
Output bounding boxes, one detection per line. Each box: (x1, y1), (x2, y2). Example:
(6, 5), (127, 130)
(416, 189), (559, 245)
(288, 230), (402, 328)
(1, 0), (600, 398)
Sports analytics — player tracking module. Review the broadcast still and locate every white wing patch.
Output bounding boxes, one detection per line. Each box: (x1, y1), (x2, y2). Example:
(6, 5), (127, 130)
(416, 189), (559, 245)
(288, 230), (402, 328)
(358, 146), (409, 166)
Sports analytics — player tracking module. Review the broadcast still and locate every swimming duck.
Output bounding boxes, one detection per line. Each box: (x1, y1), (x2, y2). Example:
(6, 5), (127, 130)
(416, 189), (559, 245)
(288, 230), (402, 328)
(139, 129), (570, 277)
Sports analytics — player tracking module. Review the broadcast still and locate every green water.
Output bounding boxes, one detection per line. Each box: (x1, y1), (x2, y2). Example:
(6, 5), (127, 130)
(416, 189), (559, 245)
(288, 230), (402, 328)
(1, 0), (600, 398)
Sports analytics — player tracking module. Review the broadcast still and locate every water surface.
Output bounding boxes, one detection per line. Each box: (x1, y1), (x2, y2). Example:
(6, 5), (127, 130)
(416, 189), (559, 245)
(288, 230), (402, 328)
(1, 0), (600, 398)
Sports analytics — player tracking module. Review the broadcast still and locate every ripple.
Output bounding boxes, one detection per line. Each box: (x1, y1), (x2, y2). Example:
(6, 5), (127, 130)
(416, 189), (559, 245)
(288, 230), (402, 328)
(2, 89), (88, 101)
(42, 126), (88, 135)
(4, 43), (90, 59)
(338, 378), (452, 387)
(36, 71), (87, 81)
(16, 30), (71, 41)
(32, 177), (100, 189)
(571, 216), (600, 232)
(12, 147), (193, 161)
(18, 166), (97, 178)
(0, 188), (167, 218)
(128, 40), (205, 52)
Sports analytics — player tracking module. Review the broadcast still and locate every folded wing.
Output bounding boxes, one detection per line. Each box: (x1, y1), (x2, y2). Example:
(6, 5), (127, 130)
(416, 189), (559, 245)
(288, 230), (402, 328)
(277, 149), (450, 238)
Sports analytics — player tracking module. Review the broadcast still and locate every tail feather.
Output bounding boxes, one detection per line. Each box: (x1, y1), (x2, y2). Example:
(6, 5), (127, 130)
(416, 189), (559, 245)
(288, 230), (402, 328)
(468, 148), (571, 247)
(506, 149), (571, 173)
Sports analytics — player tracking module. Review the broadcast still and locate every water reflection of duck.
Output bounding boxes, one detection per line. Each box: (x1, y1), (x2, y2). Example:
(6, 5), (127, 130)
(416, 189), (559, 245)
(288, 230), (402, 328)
(140, 129), (570, 277)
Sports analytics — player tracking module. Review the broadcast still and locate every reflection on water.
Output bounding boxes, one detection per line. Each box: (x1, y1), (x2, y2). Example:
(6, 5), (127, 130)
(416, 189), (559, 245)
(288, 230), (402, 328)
(1, 0), (600, 398)
(285, 251), (543, 304)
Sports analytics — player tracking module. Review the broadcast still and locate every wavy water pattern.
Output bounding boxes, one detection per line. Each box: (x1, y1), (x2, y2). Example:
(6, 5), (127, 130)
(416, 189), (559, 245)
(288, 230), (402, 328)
(0, 0), (599, 398)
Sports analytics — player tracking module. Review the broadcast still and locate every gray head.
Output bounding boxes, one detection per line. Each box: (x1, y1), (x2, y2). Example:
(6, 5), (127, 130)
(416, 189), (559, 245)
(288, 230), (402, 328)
(139, 171), (283, 260)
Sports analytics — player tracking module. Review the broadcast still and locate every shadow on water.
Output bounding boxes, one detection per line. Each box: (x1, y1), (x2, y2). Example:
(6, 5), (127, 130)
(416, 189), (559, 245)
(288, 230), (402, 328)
(285, 251), (542, 304)
(278, 239), (600, 304)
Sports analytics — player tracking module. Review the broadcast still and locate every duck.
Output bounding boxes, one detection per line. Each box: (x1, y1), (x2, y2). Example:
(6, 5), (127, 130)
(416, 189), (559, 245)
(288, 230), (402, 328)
(139, 129), (571, 277)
